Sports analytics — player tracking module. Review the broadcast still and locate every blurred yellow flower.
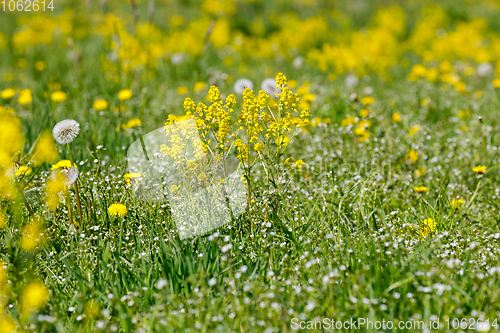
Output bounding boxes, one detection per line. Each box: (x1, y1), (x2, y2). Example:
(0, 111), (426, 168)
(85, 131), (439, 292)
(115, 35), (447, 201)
(419, 218), (436, 237)
(51, 91), (67, 102)
(22, 282), (49, 314)
(409, 125), (421, 136)
(450, 198), (464, 208)
(360, 109), (370, 117)
(472, 165), (486, 174)
(0, 88), (15, 99)
(18, 89), (32, 105)
(124, 173), (141, 186)
(35, 61), (46, 71)
(361, 96), (375, 105)
(51, 160), (74, 170)
(408, 149), (418, 163)
(392, 113), (401, 122)
(118, 89), (132, 101)
(122, 118), (142, 130)
(493, 78), (500, 88)
(0, 316), (17, 333)
(413, 186), (428, 193)
(32, 131), (59, 166)
(16, 166), (32, 177)
(177, 86), (189, 95)
(93, 99), (108, 111)
(194, 82), (206, 92)
(108, 203), (127, 217)
(21, 218), (45, 251)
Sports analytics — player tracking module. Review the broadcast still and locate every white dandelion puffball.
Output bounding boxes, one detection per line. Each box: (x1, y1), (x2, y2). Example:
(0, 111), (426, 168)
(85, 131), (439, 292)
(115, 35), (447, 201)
(293, 56), (304, 69)
(53, 119), (80, 144)
(51, 166), (79, 185)
(62, 166), (79, 185)
(171, 52), (184, 65)
(261, 78), (279, 96)
(476, 62), (493, 77)
(233, 78), (254, 94)
(345, 74), (359, 89)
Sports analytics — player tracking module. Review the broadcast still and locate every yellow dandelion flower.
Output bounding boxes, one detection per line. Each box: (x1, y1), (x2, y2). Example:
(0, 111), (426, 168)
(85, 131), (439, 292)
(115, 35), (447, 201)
(118, 89), (133, 101)
(50, 91), (67, 102)
(361, 96), (375, 105)
(194, 82), (206, 92)
(413, 186), (428, 193)
(408, 149), (418, 163)
(177, 86), (189, 95)
(18, 89), (32, 105)
(419, 218), (436, 238)
(472, 165), (486, 174)
(93, 99), (108, 111)
(108, 203), (127, 217)
(51, 160), (74, 170)
(16, 166), (32, 177)
(359, 109), (370, 118)
(32, 131), (59, 166)
(392, 113), (401, 123)
(450, 199), (464, 208)
(21, 218), (45, 251)
(35, 61), (46, 71)
(409, 125), (421, 136)
(22, 282), (49, 314)
(492, 78), (500, 88)
(124, 173), (141, 186)
(0, 88), (15, 99)
(0, 317), (16, 333)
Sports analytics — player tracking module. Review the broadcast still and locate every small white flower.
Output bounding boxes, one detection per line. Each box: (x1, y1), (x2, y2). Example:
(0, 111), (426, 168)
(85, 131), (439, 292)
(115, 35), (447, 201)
(261, 78), (278, 97)
(233, 78), (254, 94)
(171, 52), (184, 65)
(477, 62), (493, 77)
(345, 74), (359, 88)
(293, 56), (304, 69)
(53, 119), (80, 144)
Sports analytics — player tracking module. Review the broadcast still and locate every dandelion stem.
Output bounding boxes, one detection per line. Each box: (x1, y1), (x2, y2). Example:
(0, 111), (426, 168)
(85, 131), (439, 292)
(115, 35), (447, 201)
(74, 181), (83, 227)
(65, 190), (74, 225)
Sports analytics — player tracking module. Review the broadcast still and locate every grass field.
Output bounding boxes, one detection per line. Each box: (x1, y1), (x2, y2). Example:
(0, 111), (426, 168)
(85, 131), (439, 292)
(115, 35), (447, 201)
(1, 0), (500, 332)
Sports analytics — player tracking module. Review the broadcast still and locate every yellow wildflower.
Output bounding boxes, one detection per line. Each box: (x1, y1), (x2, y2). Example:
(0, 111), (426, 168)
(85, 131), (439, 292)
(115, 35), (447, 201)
(118, 89), (133, 101)
(51, 160), (74, 170)
(32, 131), (59, 166)
(472, 165), (486, 174)
(124, 173), (141, 186)
(361, 96), (375, 105)
(22, 282), (49, 314)
(16, 166), (32, 177)
(392, 113), (401, 122)
(177, 86), (189, 95)
(409, 125), (421, 136)
(294, 160), (305, 171)
(93, 99), (108, 111)
(360, 109), (370, 118)
(108, 203), (127, 217)
(51, 91), (67, 102)
(18, 89), (32, 105)
(408, 149), (418, 163)
(0, 88), (15, 99)
(450, 199), (464, 208)
(194, 82), (206, 92)
(413, 186), (428, 193)
(21, 218), (45, 251)
(492, 78), (500, 88)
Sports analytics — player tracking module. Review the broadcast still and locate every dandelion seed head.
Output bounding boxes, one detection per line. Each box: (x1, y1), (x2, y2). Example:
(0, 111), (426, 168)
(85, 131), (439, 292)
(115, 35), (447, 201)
(53, 119), (80, 144)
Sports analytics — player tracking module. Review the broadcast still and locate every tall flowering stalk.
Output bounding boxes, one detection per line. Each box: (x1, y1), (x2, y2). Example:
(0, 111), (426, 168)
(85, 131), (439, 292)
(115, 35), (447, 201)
(172, 73), (310, 229)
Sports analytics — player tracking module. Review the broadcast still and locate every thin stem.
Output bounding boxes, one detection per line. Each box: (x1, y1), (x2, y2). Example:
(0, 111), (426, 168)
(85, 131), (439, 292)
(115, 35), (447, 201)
(65, 190), (74, 226)
(16, 179), (34, 216)
(74, 181), (83, 227)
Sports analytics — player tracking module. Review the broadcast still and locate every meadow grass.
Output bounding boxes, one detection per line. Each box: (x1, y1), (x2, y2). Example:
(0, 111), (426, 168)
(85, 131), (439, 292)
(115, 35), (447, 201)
(1, 1), (500, 332)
